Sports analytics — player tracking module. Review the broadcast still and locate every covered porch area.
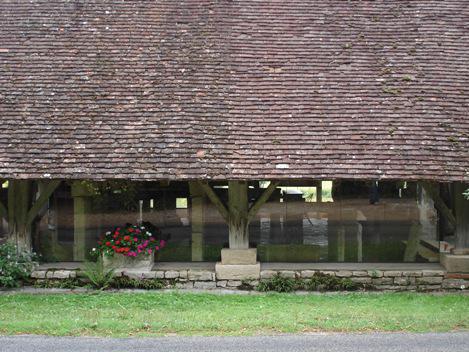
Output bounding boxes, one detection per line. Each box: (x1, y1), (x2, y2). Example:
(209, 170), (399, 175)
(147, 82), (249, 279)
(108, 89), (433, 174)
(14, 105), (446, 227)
(1, 178), (468, 290)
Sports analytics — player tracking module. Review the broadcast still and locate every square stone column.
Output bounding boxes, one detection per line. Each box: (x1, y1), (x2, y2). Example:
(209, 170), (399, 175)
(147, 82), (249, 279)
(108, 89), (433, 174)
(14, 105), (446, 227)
(215, 248), (260, 280)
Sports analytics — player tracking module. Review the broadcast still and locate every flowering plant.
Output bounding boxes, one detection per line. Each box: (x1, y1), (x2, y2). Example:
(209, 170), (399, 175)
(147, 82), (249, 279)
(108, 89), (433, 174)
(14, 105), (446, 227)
(97, 223), (166, 258)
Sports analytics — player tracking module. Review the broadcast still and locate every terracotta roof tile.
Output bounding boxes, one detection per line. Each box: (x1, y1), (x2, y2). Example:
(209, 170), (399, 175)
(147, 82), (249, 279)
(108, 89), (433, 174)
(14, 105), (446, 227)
(0, 0), (468, 181)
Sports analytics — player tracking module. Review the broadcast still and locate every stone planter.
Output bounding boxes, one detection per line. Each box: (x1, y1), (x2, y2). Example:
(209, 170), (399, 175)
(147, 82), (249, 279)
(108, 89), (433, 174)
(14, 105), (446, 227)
(102, 252), (155, 272)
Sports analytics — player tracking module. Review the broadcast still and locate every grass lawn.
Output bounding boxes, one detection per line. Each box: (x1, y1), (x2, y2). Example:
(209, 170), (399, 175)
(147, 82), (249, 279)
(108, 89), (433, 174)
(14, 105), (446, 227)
(0, 292), (468, 337)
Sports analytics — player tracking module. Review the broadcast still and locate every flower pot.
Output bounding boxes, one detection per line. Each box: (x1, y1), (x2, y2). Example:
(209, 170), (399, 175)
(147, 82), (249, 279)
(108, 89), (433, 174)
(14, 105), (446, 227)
(102, 252), (154, 272)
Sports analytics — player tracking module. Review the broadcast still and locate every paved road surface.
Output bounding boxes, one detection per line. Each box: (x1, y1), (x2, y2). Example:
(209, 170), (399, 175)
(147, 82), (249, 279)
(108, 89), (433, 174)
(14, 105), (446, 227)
(0, 332), (467, 352)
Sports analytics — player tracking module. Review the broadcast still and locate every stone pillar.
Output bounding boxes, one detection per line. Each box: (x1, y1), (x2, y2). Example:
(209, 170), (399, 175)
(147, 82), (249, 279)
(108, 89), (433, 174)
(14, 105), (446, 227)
(189, 182), (205, 262)
(72, 182), (93, 261)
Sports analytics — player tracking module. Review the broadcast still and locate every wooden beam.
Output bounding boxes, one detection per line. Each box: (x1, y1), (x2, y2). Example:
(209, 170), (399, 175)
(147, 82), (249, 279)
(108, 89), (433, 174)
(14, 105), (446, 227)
(197, 181), (229, 223)
(421, 182), (456, 228)
(247, 181), (279, 222)
(25, 180), (61, 226)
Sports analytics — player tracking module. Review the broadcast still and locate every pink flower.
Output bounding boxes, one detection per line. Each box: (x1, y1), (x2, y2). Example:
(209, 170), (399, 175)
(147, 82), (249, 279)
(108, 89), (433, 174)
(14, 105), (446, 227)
(133, 237), (138, 242)
(148, 249), (152, 254)
(160, 240), (166, 248)
(155, 246), (160, 251)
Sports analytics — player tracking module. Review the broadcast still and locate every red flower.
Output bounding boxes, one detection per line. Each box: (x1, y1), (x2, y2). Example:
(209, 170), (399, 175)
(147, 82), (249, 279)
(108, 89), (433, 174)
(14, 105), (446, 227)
(128, 228), (134, 233)
(105, 241), (111, 247)
(115, 240), (120, 245)
(124, 235), (130, 241)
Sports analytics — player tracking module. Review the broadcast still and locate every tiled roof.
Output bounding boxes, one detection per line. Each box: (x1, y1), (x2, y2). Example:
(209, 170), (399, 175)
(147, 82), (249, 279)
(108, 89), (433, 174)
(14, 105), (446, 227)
(0, 0), (468, 181)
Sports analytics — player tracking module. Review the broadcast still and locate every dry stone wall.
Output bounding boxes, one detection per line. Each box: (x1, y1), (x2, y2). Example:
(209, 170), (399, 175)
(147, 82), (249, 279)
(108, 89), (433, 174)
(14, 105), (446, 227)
(29, 268), (469, 292)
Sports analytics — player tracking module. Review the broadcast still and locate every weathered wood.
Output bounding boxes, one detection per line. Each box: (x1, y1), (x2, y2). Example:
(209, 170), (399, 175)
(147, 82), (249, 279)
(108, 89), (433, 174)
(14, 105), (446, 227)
(404, 221), (421, 262)
(4, 180), (60, 251)
(197, 181), (229, 222)
(356, 222), (363, 262)
(454, 182), (469, 249)
(189, 181), (205, 261)
(8, 180), (33, 251)
(228, 181), (249, 249)
(25, 180), (61, 226)
(421, 182), (456, 228)
(199, 180), (279, 250)
(316, 182), (323, 203)
(247, 181), (279, 223)
(0, 199), (6, 221)
(337, 226), (345, 262)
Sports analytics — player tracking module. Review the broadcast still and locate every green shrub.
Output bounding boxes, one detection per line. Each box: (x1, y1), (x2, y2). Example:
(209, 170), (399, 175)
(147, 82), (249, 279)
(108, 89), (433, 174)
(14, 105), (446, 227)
(0, 242), (37, 288)
(82, 257), (114, 290)
(305, 272), (359, 291)
(111, 276), (165, 290)
(257, 274), (299, 293)
(257, 272), (360, 293)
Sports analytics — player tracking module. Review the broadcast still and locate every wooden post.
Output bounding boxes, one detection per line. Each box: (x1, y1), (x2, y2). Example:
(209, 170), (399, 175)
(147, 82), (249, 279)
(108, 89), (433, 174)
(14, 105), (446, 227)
(3, 180), (60, 252)
(189, 182), (205, 261)
(228, 181), (250, 249)
(11, 180), (32, 251)
(404, 221), (421, 262)
(421, 182), (456, 229)
(454, 182), (469, 249)
(337, 226), (345, 262)
(72, 182), (92, 261)
(316, 182), (322, 203)
(356, 222), (363, 262)
(198, 180), (279, 250)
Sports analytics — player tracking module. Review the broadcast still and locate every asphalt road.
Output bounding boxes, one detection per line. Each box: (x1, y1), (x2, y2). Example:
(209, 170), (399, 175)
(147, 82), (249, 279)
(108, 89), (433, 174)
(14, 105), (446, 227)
(0, 333), (467, 352)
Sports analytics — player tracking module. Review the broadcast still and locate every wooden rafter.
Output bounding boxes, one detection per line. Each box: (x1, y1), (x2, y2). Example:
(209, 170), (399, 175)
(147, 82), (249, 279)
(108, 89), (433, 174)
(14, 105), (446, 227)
(421, 181), (456, 228)
(247, 181), (279, 222)
(196, 181), (229, 222)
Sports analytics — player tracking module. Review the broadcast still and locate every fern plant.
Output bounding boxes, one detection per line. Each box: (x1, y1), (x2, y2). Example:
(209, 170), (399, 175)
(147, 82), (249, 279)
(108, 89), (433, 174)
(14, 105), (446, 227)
(82, 256), (114, 290)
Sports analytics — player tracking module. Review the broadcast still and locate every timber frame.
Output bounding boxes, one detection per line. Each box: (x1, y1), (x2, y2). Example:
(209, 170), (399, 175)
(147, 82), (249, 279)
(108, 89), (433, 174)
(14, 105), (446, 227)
(197, 180), (279, 249)
(0, 180), (61, 250)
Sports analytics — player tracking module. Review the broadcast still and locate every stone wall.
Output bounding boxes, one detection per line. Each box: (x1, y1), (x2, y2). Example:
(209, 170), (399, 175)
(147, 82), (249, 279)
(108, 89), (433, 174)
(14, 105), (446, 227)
(30, 268), (469, 292)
